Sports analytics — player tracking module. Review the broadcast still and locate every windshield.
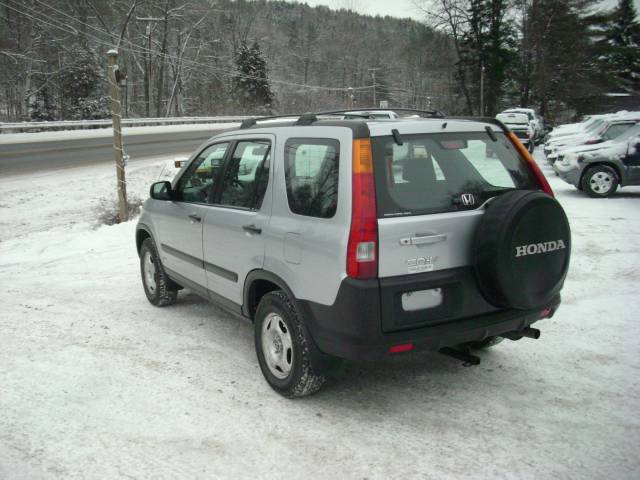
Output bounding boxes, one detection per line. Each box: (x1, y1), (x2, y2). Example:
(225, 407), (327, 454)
(371, 132), (537, 217)
(583, 117), (600, 130)
(505, 109), (533, 120)
(586, 119), (606, 133)
(498, 113), (528, 125)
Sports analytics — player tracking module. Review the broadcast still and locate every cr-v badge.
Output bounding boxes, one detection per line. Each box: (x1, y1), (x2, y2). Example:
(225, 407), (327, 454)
(407, 256), (437, 274)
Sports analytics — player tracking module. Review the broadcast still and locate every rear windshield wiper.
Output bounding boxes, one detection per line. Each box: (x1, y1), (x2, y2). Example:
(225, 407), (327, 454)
(485, 126), (498, 142)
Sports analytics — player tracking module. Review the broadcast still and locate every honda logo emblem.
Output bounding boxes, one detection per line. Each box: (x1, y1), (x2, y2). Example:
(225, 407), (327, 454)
(461, 193), (475, 206)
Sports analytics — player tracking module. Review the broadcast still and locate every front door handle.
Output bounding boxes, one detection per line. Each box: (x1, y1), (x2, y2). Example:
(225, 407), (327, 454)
(188, 213), (202, 222)
(242, 224), (262, 235)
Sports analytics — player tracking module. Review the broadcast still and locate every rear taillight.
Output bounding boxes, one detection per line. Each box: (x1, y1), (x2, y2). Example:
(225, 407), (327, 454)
(507, 132), (554, 197)
(347, 139), (378, 279)
(584, 138), (600, 145)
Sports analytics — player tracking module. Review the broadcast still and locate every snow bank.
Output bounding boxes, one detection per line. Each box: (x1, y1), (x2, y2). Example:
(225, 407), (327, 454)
(0, 150), (639, 479)
(0, 123), (241, 145)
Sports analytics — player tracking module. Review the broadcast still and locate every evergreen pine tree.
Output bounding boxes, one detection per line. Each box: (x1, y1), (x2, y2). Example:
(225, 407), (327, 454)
(460, 0), (515, 116)
(232, 41), (275, 114)
(30, 85), (56, 121)
(59, 50), (110, 120)
(601, 0), (640, 92)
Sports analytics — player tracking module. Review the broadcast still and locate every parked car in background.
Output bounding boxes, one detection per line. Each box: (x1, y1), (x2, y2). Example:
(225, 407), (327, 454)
(553, 124), (640, 197)
(497, 112), (534, 152)
(544, 117), (609, 158)
(502, 108), (542, 140)
(546, 114), (608, 142)
(544, 113), (640, 163)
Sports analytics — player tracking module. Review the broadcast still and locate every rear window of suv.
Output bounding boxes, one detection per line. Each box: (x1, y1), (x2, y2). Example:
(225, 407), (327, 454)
(371, 131), (537, 217)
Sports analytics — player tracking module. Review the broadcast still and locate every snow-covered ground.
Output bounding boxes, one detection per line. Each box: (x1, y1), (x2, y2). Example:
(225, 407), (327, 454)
(1, 150), (639, 479)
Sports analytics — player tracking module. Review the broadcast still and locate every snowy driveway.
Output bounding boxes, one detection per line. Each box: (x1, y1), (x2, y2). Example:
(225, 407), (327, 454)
(1, 151), (639, 479)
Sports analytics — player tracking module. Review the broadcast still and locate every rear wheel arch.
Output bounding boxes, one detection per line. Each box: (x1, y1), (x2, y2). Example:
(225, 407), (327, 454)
(243, 270), (298, 321)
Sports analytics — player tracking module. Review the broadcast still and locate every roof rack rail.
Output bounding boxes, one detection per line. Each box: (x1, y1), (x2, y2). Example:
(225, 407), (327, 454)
(240, 118), (257, 129)
(238, 113), (302, 129)
(317, 108), (446, 118)
(295, 112), (317, 125)
(236, 107), (446, 130)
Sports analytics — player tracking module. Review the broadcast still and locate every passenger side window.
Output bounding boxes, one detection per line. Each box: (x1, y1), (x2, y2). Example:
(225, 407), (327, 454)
(217, 140), (271, 209)
(176, 143), (229, 203)
(284, 138), (339, 218)
(603, 123), (633, 141)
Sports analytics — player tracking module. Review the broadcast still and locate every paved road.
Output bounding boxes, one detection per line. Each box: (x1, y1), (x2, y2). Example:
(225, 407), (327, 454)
(0, 126), (233, 175)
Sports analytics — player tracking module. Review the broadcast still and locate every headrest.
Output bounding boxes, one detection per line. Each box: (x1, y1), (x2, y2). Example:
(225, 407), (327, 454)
(402, 157), (436, 183)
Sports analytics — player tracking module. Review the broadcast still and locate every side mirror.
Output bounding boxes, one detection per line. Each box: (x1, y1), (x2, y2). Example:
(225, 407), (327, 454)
(150, 181), (174, 201)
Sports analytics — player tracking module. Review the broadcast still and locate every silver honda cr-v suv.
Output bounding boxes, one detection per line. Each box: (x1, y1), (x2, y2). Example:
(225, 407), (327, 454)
(136, 109), (571, 397)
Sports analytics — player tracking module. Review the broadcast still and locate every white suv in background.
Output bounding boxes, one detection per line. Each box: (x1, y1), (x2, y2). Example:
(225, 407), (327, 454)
(502, 108), (542, 139)
(497, 112), (534, 152)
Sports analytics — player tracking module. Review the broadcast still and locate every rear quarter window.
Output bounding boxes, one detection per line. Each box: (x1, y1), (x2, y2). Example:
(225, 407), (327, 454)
(372, 132), (536, 217)
(284, 138), (339, 218)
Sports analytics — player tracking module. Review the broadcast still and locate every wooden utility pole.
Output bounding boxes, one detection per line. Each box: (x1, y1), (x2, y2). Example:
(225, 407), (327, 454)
(480, 62), (485, 116)
(107, 49), (128, 222)
(368, 68), (380, 107)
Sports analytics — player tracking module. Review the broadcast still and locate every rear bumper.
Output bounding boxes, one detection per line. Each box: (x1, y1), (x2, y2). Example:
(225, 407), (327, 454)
(298, 270), (560, 361)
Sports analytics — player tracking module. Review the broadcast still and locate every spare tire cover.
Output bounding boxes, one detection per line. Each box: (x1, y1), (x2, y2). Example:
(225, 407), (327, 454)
(473, 190), (571, 310)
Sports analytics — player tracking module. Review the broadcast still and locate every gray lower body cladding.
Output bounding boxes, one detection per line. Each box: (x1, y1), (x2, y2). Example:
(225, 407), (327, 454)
(298, 268), (560, 361)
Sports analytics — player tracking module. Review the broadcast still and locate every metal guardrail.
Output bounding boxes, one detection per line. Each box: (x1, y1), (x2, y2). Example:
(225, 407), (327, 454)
(0, 116), (251, 133)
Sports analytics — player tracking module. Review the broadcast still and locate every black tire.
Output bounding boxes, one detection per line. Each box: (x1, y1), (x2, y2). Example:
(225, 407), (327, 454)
(140, 237), (178, 307)
(254, 290), (326, 398)
(581, 165), (619, 198)
(470, 336), (504, 349)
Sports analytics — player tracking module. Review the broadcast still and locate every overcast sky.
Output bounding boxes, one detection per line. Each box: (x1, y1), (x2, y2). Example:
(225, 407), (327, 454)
(282, 0), (640, 20)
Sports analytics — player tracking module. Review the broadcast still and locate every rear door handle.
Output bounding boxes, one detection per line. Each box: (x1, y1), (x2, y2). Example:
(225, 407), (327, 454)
(242, 224), (262, 235)
(399, 234), (447, 246)
(188, 213), (202, 222)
